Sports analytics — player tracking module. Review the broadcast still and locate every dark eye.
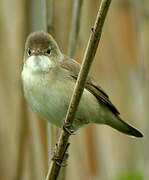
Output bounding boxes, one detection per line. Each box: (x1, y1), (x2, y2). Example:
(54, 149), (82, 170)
(28, 49), (32, 56)
(46, 49), (51, 55)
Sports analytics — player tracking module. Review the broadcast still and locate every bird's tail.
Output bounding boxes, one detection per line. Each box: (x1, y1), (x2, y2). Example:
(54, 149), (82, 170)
(104, 114), (143, 137)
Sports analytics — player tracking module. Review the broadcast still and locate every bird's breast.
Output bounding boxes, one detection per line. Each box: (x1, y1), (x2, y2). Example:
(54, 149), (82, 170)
(21, 66), (103, 129)
(21, 67), (73, 127)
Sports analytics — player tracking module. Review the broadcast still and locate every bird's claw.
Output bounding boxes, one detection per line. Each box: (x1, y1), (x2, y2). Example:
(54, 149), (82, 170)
(63, 123), (75, 135)
(52, 155), (68, 167)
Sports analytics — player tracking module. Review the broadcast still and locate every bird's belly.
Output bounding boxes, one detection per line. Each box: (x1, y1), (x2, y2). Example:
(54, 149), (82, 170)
(22, 71), (103, 129)
(24, 83), (71, 127)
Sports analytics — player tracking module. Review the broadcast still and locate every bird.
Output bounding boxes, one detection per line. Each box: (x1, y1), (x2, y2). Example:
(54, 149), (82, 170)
(21, 31), (143, 138)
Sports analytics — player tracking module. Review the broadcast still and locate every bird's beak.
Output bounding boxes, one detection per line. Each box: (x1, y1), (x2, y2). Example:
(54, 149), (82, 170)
(32, 49), (40, 56)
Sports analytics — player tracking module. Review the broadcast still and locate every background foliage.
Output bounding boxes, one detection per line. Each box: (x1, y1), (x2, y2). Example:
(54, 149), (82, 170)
(0, 0), (147, 179)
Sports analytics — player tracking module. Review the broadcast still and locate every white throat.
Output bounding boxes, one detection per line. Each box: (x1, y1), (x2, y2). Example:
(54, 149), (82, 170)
(25, 55), (54, 73)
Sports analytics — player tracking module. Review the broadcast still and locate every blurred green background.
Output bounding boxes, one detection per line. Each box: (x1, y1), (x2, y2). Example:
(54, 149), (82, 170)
(0, 0), (147, 179)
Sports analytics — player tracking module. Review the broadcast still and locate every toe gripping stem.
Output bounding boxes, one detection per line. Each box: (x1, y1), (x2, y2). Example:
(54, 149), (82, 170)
(52, 123), (75, 167)
(63, 123), (75, 135)
(52, 143), (70, 167)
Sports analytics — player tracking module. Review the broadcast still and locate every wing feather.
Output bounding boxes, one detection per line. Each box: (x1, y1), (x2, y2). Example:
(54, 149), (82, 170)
(60, 56), (120, 115)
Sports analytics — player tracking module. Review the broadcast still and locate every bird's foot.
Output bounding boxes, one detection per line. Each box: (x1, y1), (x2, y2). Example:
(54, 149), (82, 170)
(52, 144), (69, 167)
(63, 123), (75, 135)
(52, 155), (68, 167)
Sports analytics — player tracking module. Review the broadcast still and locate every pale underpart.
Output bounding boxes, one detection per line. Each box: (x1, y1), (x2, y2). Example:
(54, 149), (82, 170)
(22, 55), (110, 130)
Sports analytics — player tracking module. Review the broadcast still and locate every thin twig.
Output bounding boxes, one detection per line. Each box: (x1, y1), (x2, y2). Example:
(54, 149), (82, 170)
(15, 98), (28, 180)
(43, 0), (48, 32)
(48, 0), (112, 179)
(15, 1), (31, 179)
(43, 0), (55, 34)
(46, 0), (56, 144)
(135, 1), (149, 179)
(68, 0), (83, 58)
(43, 0), (59, 174)
(47, 0), (55, 36)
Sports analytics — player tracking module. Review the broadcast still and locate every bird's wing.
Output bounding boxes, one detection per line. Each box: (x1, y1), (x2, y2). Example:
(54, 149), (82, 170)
(60, 56), (120, 115)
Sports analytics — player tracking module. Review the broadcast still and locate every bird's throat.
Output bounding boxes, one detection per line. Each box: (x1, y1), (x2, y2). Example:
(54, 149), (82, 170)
(25, 55), (54, 73)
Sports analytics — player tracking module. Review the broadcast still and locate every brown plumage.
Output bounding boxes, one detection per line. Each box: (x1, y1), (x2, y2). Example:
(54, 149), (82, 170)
(22, 31), (143, 138)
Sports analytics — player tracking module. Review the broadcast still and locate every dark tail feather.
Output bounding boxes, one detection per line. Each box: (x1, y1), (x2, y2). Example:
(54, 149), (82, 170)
(106, 116), (143, 138)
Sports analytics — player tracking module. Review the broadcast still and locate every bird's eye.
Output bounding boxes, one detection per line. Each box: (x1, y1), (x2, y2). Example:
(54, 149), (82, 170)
(46, 49), (51, 55)
(28, 49), (32, 56)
